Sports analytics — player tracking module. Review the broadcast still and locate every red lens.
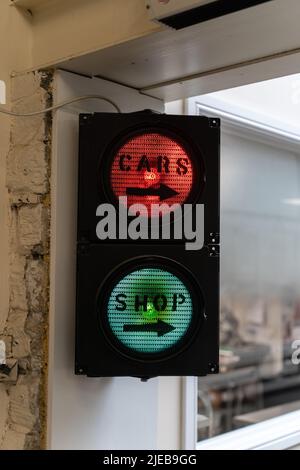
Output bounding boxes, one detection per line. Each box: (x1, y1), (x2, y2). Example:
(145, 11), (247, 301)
(110, 131), (194, 216)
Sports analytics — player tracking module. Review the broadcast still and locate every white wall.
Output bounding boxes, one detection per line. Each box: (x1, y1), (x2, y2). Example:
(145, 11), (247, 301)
(48, 70), (184, 450)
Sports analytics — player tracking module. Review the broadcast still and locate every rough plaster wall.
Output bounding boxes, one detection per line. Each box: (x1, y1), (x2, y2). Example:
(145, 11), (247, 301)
(0, 71), (52, 450)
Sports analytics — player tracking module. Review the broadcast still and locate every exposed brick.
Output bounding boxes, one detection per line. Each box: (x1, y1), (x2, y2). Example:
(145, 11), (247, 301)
(0, 70), (52, 450)
(10, 193), (42, 207)
(9, 254), (27, 311)
(12, 332), (31, 359)
(5, 310), (28, 336)
(0, 386), (9, 444)
(9, 206), (18, 253)
(18, 204), (44, 252)
(1, 429), (26, 450)
(26, 259), (47, 313)
(0, 360), (18, 384)
(10, 114), (45, 147)
(0, 335), (13, 357)
(25, 311), (45, 374)
(11, 72), (45, 103)
(7, 143), (48, 195)
(9, 384), (36, 432)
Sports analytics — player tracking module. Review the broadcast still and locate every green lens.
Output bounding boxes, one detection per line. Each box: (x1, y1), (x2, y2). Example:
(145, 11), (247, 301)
(106, 267), (193, 354)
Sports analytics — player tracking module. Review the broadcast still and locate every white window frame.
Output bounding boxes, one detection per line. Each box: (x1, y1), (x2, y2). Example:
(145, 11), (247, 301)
(197, 410), (300, 450)
(183, 95), (300, 451)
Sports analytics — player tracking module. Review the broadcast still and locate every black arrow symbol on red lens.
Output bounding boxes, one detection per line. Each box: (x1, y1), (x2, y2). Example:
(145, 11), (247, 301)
(123, 320), (175, 337)
(126, 184), (179, 201)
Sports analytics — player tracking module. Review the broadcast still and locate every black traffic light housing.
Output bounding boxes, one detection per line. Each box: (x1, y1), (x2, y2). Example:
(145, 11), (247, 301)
(75, 111), (220, 379)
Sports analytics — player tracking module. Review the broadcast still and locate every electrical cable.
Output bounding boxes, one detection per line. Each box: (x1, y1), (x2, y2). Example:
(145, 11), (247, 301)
(0, 95), (121, 116)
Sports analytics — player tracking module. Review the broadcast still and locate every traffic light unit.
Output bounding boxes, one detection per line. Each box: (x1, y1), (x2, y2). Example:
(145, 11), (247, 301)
(75, 111), (220, 379)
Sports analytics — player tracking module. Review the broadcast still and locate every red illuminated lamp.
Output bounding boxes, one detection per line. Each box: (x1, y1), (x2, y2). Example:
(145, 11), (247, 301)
(109, 131), (195, 216)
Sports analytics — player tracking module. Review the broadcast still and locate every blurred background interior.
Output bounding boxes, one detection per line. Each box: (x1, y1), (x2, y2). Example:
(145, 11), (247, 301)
(175, 73), (300, 441)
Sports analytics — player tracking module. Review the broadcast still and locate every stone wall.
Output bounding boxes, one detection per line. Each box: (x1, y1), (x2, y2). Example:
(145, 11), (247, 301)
(0, 71), (52, 449)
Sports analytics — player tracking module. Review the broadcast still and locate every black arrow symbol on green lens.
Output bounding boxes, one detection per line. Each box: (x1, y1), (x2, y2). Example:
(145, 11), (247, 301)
(123, 320), (175, 337)
(126, 184), (179, 201)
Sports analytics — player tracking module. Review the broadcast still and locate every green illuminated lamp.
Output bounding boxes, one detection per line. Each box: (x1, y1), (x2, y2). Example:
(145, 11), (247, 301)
(106, 267), (193, 354)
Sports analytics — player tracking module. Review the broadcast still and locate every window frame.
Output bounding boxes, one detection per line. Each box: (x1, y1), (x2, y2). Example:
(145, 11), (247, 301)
(183, 95), (300, 451)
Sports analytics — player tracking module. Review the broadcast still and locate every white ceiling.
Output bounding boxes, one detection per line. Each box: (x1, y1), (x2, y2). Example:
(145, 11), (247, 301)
(57, 0), (300, 101)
